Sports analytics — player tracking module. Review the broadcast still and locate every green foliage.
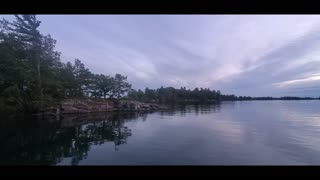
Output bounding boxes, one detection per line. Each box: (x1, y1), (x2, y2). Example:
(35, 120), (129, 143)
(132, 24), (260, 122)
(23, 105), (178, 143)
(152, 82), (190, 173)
(127, 86), (224, 103)
(0, 15), (133, 113)
(1, 85), (23, 111)
(0, 15), (64, 112)
(91, 74), (113, 99)
(110, 74), (131, 99)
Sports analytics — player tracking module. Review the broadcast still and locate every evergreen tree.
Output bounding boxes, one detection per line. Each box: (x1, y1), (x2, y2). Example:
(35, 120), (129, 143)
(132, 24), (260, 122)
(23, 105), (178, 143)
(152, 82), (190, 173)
(110, 74), (131, 99)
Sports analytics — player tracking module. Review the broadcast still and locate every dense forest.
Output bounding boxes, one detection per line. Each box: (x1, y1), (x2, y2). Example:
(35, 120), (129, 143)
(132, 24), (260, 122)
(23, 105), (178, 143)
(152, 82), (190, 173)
(0, 15), (318, 113)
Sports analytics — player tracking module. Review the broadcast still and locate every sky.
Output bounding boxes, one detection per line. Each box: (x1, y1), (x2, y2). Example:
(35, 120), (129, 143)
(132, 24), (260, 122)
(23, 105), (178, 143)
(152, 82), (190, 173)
(2, 15), (320, 97)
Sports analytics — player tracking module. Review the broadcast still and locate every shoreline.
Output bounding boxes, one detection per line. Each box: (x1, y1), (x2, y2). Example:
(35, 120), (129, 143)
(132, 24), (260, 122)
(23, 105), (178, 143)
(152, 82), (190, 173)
(2, 98), (319, 117)
(42, 99), (167, 116)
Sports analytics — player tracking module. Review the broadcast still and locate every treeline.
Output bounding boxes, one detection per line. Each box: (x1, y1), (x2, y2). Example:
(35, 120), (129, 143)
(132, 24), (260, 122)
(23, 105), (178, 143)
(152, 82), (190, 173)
(127, 87), (319, 103)
(0, 15), (131, 113)
(127, 86), (239, 103)
(128, 87), (220, 103)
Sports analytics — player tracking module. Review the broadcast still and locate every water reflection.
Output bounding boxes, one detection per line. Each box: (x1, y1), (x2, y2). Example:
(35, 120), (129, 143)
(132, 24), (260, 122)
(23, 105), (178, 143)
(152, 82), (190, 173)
(4, 101), (320, 165)
(0, 112), (149, 165)
(159, 102), (222, 116)
(0, 103), (223, 165)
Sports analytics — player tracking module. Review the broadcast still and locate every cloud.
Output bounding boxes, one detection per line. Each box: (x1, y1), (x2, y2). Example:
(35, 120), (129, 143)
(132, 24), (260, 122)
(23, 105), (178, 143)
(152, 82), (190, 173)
(214, 23), (320, 96)
(3, 15), (320, 96)
(274, 73), (320, 88)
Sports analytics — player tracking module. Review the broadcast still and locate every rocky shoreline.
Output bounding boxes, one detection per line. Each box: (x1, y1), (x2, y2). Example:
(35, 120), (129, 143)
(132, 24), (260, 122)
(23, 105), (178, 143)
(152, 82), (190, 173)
(43, 99), (166, 116)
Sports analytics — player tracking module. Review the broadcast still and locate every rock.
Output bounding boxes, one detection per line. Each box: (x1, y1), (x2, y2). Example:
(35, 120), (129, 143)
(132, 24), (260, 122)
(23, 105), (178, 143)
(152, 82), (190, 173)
(47, 99), (165, 115)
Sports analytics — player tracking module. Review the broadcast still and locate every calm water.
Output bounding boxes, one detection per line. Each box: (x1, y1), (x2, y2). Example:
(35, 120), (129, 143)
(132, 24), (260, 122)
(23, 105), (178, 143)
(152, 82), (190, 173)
(1, 100), (320, 165)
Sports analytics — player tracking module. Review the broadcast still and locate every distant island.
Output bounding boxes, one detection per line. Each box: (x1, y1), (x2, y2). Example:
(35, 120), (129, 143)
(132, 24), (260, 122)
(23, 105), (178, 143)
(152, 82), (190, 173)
(0, 15), (319, 115)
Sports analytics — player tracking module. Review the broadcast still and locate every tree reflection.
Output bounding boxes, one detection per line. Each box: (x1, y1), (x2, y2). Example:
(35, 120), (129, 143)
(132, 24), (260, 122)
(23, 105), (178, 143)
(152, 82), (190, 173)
(0, 112), (146, 165)
(0, 103), (223, 165)
(159, 102), (221, 117)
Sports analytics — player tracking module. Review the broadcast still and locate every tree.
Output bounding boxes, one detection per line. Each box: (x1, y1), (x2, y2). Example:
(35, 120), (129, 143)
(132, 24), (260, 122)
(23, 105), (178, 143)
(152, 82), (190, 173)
(94, 74), (113, 99)
(136, 89), (145, 101)
(60, 62), (77, 97)
(0, 31), (29, 92)
(216, 90), (221, 100)
(39, 34), (63, 100)
(145, 87), (157, 102)
(74, 59), (90, 96)
(0, 15), (64, 112)
(110, 74), (131, 99)
(59, 59), (92, 98)
(1, 15), (43, 104)
(127, 89), (138, 100)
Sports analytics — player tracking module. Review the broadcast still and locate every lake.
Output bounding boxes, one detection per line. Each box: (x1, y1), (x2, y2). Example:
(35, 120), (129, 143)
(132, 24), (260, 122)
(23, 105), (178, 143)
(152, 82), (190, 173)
(1, 100), (320, 165)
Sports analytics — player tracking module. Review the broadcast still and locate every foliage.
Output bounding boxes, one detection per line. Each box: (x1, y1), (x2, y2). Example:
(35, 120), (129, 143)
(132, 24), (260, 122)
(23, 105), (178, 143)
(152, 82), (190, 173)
(0, 15), (132, 113)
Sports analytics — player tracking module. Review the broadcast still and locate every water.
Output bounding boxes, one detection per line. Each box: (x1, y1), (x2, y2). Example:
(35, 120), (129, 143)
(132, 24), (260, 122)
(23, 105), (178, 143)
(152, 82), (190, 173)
(1, 100), (320, 165)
